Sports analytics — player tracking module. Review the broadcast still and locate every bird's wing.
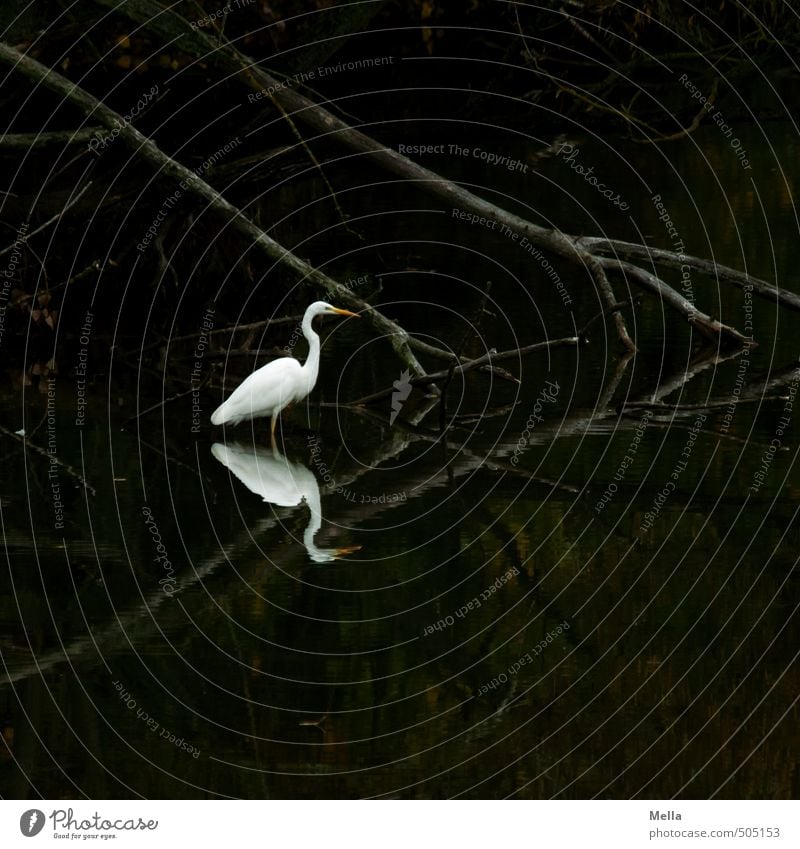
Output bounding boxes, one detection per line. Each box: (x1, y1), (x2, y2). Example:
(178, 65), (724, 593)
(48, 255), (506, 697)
(216, 357), (304, 423)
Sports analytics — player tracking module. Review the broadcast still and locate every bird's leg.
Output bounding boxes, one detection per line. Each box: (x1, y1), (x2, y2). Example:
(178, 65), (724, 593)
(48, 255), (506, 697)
(270, 415), (278, 453)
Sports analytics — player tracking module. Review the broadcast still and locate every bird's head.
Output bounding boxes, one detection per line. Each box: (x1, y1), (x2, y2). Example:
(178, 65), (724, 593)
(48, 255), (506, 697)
(308, 301), (360, 320)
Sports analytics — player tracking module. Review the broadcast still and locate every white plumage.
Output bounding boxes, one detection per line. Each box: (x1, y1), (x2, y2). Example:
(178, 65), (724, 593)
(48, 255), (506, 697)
(210, 301), (358, 445)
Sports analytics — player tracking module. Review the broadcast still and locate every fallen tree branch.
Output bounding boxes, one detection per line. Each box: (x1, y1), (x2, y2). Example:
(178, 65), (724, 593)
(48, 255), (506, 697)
(0, 128), (101, 148)
(579, 235), (800, 315)
(598, 256), (751, 346)
(349, 299), (628, 409)
(584, 255), (636, 351)
(0, 41), (431, 379)
(0, 43), (519, 391)
(348, 335), (582, 406)
(439, 282), (496, 431)
(91, 0), (747, 349)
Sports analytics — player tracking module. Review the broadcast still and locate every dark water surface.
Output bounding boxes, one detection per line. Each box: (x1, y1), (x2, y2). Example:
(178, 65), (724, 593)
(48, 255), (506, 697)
(1, 122), (799, 799)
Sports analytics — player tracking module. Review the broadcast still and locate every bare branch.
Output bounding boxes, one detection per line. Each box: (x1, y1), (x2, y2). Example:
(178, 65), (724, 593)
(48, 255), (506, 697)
(580, 236), (800, 315)
(0, 42), (429, 379)
(349, 336), (581, 406)
(0, 181), (92, 259)
(87, 0), (757, 348)
(598, 256), (752, 347)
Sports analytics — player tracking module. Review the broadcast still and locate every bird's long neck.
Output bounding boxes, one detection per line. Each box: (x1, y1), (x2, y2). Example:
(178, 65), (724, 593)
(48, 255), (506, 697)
(301, 312), (321, 386)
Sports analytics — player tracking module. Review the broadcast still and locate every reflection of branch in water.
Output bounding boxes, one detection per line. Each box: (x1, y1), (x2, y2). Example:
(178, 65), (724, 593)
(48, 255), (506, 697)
(1, 441), (313, 689)
(448, 402), (521, 426)
(618, 353), (800, 448)
(734, 359), (800, 400)
(625, 347), (746, 410)
(628, 415), (790, 453)
(137, 434), (208, 481)
(0, 529), (230, 688)
(0, 423), (96, 496)
(342, 344), (775, 470)
(596, 351), (634, 415)
(342, 406), (581, 496)
(622, 397), (787, 413)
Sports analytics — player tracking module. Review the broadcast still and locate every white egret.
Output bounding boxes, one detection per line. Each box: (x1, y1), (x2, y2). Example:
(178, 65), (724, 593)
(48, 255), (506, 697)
(210, 301), (359, 446)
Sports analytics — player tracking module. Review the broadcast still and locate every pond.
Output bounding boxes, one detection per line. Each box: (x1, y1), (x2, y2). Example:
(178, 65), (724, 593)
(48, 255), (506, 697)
(1, 120), (799, 799)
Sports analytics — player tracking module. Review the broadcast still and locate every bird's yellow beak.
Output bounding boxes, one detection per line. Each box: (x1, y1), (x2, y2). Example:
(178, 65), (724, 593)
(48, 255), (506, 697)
(330, 308), (359, 318)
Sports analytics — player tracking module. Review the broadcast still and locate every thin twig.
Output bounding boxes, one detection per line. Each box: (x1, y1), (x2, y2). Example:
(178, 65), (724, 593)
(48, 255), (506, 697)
(641, 78), (720, 144)
(139, 314), (302, 353)
(439, 282), (494, 433)
(349, 336), (582, 406)
(0, 181), (92, 259)
(579, 299), (632, 336)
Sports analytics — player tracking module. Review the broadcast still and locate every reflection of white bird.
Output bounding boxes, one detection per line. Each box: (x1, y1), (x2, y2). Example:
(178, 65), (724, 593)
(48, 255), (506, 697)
(210, 301), (358, 449)
(211, 442), (360, 563)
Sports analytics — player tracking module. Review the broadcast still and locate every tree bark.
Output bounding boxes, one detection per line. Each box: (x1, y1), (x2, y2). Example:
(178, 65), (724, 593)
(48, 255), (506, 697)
(0, 40), (431, 379)
(580, 236), (800, 315)
(90, 0), (758, 348)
